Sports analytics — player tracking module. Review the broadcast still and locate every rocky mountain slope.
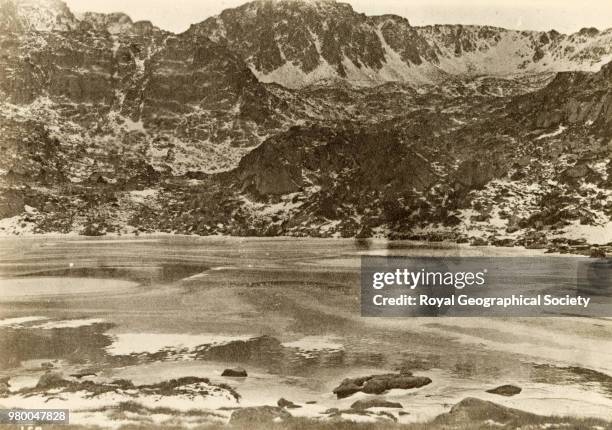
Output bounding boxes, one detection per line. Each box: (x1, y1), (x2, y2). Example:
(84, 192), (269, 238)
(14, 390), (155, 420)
(0, 0), (77, 32)
(0, 0), (611, 254)
(0, 0), (334, 178)
(192, 0), (612, 88)
(511, 61), (612, 135)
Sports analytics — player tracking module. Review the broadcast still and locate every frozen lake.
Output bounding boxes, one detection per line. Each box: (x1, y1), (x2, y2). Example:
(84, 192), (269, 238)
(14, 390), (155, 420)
(0, 236), (611, 426)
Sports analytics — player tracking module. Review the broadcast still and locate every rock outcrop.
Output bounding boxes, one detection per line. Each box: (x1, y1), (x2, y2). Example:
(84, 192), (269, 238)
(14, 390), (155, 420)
(350, 398), (403, 410)
(221, 367), (248, 377)
(332, 371), (431, 398)
(432, 397), (539, 427)
(486, 384), (522, 396)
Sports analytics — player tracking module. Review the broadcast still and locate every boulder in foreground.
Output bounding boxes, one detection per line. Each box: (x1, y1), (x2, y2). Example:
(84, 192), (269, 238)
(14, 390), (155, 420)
(222, 367), (248, 377)
(350, 398), (403, 410)
(432, 397), (537, 427)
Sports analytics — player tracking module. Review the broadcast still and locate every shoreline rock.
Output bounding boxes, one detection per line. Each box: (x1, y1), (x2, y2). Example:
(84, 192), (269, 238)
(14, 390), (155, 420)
(350, 398), (403, 410)
(332, 372), (431, 399)
(486, 384), (522, 396)
(221, 367), (248, 377)
(277, 398), (301, 409)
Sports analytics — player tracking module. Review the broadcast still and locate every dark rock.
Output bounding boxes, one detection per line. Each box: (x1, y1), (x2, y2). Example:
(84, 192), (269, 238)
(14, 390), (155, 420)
(305, 400), (317, 404)
(523, 231), (549, 249)
(199, 335), (282, 362)
(69, 371), (97, 379)
(229, 406), (291, 425)
(432, 397), (537, 427)
(560, 163), (601, 185)
(470, 237), (488, 246)
(351, 399), (403, 410)
(505, 225), (520, 234)
(590, 248), (607, 258)
(36, 372), (69, 389)
(333, 373), (431, 399)
(0, 378), (9, 394)
(491, 238), (515, 247)
(333, 379), (363, 399)
(362, 378), (389, 395)
(277, 398), (301, 409)
(486, 384), (522, 396)
(532, 46), (545, 62)
(454, 158), (505, 191)
(221, 367), (247, 377)
(398, 367), (413, 376)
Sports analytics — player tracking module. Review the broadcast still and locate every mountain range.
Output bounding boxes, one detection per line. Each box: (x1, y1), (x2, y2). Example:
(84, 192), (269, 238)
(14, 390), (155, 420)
(0, 0), (611, 254)
(193, 0), (612, 88)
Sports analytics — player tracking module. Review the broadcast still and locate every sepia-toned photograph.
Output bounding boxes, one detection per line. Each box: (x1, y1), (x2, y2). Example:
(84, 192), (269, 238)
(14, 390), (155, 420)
(0, 0), (611, 428)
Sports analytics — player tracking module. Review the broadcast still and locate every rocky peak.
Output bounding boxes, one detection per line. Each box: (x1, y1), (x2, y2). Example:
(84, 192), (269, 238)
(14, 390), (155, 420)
(79, 12), (133, 34)
(188, 0), (392, 87)
(578, 27), (600, 37)
(0, 0), (78, 32)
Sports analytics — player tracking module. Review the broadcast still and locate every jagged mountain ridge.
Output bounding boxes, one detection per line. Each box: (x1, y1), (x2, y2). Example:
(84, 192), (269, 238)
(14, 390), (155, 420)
(2, 0), (557, 180)
(192, 0), (612, 88)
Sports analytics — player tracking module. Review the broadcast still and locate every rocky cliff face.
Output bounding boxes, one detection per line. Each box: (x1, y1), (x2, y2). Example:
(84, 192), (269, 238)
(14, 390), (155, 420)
(0, 0), (323, 178)
(0, 0), (78, 32)
(191, 0), (612, 88)
(510, 61), (612, 135)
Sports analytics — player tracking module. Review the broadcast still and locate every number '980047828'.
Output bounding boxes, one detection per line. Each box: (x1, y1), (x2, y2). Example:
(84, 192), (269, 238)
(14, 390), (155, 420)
(0, 409), (69, 425)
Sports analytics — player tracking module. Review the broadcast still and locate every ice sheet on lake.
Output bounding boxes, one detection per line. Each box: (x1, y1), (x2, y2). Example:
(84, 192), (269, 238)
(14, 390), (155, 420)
(0, 277), (139, 300)
(0, 316), (47, 327)
(282, 336), (343, 351)
(31, 318), (106, 329)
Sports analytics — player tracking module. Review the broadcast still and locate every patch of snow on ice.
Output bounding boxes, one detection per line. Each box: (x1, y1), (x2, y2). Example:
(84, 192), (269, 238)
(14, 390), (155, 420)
(0, 316), (48, 327)
(31, 318), (106, 329)
(107, 333), (255, 356)
(282, 336), (343, 352)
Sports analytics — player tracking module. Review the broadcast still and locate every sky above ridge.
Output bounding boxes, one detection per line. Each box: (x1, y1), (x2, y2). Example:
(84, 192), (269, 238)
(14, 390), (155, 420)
(64, 0), (612, 34)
